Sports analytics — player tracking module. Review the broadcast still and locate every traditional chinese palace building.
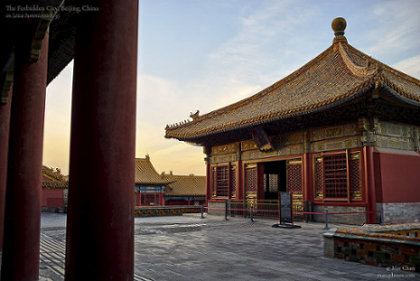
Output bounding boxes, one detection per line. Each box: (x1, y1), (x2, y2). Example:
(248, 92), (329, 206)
(135, 155), (206, 206)
(41, 166), (69, 212)
(165, 18), (420, 225)
(162, 172), (206, 206)
(135, 156), (170, 206)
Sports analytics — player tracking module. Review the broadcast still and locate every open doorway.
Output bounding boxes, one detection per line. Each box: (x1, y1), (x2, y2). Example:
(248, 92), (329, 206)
(263, 161), (287, 199)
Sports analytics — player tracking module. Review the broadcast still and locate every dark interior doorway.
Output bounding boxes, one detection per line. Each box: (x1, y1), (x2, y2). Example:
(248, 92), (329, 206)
(263, 161), (286, 199)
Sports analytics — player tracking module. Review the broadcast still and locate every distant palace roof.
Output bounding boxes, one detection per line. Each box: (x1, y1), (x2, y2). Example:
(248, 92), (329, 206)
(42, 166), (68, 189)
(163, 173), (206, 196)
(135, 156), (171, 186)
(165, 18), (420, 144)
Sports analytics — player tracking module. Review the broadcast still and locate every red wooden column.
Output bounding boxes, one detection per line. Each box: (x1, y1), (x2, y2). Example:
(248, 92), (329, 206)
(302, 153), (311, 202)
(236, 160), (245, 200)
(205, 162), (211, 204)
(1, 34), (49, 280)
(136, 190), (141, 206)
(65, 0), (138, 280)
(364, 146), (377, 224)
(0, 87), (12, 252)
(257, 163), (264, 199)
(160, 192), (165, 206)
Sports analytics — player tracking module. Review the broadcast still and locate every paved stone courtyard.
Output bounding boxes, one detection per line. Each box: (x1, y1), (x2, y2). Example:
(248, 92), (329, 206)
(32, 213), (419, 280)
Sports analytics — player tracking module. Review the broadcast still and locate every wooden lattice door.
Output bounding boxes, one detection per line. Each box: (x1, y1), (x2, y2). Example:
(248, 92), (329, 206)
(286, 159), (304, 220)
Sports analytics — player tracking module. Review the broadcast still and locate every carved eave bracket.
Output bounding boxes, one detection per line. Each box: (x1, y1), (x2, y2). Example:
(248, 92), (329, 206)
(0, 52), (15, 104)
(358, 117), (377, 147)
(28, 1), (65, 63)
(250, 127), (273, 152)
(203, 145), (211, 157)
(412, 127), (420, 152)
(0, 1), (64, 104)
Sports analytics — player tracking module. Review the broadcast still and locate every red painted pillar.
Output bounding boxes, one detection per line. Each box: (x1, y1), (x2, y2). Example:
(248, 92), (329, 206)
(65, 0), (138, 279)
(0, 87), (12, 252)
(1, 34), (48, 280)
(206, 162), (211, 204)
(160, 192), (165, 206)
(136, 190), (141, 206)
(302, 153), (311, 201)
(237, 160), (243, 200)
(364, 146), (377, 224)
(257, 163), (264, 200)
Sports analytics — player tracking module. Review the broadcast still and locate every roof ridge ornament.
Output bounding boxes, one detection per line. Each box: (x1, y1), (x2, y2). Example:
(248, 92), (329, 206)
(190, 110), (200, 120)
(338, 44), (377, 77)
(332, 17), (347, 43)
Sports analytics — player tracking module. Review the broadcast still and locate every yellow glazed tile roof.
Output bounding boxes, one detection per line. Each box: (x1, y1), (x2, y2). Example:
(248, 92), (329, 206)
(165, 19), (420, 141)
(163, 174), (206, 196)
(135, 156), (171, 185)
(42, 166), (68, 189)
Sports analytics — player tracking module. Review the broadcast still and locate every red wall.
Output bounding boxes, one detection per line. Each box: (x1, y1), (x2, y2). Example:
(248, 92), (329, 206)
(41, 189), (64, 207)
(376, 152), (420, 203)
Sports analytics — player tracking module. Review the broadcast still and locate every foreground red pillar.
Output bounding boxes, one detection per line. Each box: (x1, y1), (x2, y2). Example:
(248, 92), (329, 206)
(364, 146), (378, 224)
(0, 87), (12, 252)
(1, 34), (48, 280)
(65, 0), (138, 279)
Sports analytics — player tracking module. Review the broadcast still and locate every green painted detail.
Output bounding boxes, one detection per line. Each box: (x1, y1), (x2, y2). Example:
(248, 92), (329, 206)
(366, 227), (420, 233)
(333, 233), (420, 247)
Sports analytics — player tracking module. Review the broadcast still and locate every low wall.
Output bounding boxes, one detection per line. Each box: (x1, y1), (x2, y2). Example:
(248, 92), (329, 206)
(134, 206), (201, 217)
(313, 205), (367, 225)
(324, 223), (420, 272)
(41, 189), (64, 208)
(377, 202), (420, 224)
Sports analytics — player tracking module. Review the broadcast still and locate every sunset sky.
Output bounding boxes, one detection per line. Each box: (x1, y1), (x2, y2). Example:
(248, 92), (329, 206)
(43, 0), (420, 176)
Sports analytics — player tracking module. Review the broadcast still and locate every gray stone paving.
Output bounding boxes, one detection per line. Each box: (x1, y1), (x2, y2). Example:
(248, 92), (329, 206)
(23, 213), (420, 280)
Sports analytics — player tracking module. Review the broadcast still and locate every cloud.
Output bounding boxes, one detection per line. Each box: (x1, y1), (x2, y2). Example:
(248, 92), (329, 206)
(366, 0), (420, 59)
(392, 55), (420, 78)
(136, 73), (262, 175)
(135, 1), (323, 176)
(136, 120), (205, 175)
(204, 0), (321, 104)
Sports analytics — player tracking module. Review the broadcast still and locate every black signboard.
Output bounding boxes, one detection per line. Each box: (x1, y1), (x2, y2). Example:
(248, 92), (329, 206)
(280, 192), (292, 223)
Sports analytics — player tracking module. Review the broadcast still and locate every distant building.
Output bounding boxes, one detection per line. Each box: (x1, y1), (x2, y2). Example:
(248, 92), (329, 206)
(165, 18), (420, 224)
(135, 156), (170, 206)
(41, 166), (68, 212)
(162, 172), (206, 206)
(135, 156), (206, 206)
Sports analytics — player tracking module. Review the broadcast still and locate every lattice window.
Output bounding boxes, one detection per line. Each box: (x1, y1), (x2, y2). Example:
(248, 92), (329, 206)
(324, 154), (348, 199)
(349, 152), (362, 201)
(216, 166), (229, 196)
(141, 194), (160, 206)
(230, 165), (237, 198)
(287, 160), (303, 194)
(314, 157), (324, 200)
(245, 166), (257, 194)
(268, 174), (278, 193)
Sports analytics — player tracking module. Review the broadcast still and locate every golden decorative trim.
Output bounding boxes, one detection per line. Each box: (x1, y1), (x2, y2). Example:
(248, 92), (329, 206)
(245, 163), (257, 169)
(287, 159), (302, 165)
